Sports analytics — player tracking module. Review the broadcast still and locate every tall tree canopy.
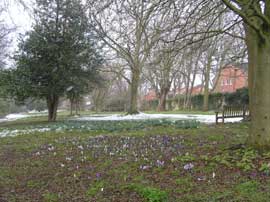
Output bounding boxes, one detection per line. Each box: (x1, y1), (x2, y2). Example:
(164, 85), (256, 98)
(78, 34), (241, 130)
(2, 0), (102, 121)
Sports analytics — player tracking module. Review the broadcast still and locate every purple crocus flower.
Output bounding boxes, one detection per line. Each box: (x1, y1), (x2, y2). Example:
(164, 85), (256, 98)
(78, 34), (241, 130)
(96, 173), (101, 179)
(184, 163), (194, 170)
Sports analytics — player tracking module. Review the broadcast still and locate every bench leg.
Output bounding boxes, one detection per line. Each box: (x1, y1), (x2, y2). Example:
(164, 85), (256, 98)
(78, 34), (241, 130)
(215, 112), (219, 124)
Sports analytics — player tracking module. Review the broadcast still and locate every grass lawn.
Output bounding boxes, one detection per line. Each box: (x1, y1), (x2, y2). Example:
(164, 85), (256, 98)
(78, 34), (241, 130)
(1, 119), (270, 202)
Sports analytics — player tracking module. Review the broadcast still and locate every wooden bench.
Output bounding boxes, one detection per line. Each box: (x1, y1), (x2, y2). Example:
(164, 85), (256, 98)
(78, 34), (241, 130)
(215, 105), (249, 124)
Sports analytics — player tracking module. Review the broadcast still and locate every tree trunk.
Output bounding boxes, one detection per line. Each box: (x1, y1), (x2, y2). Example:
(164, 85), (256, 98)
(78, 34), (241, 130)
(246, 29), (270, 150)
(47, 95), (59, 122)
(183, 75), (191, 109)
(75, 99), (80, 115)
(128, 69), (140, 114)
(70, 97), (74, 116)
(245, 25), (256, 115)
(203, 57), (212, 111)
(157, 87), (169, 111)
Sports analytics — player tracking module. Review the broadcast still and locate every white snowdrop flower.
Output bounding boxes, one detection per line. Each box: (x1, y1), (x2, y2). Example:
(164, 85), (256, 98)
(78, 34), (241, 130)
(171, 157), (177, 162)
(101, 188), (104, 192)
(48, 146), (55, 151)
(66, 157), (72, 161)
(140, 165), (151, 170)
(212, 172), (216, 178)
(197, 176), (206, 181)
(60, 163), (65, 167)
(78, 145), (84, 150)
(35, 151), (40, 156)
(74, 173), (77, 178)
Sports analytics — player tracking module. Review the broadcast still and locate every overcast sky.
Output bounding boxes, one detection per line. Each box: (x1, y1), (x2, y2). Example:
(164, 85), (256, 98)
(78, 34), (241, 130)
(2, 0), (33, 52)
(0, 0), (33, 66)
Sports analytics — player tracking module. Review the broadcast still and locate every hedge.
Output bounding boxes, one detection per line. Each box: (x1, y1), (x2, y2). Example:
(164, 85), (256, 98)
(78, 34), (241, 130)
(142, 87), (249, 111)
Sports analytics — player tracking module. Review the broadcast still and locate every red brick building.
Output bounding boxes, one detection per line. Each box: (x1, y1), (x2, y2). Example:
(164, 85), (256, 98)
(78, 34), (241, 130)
(174, 85), (203, 96)
(143, 90), (157, 101)
(144, 64), (248, 102)
(144, 85), (204, 101)
(190, 85), (204, 95)
(214, 64), (248, 93)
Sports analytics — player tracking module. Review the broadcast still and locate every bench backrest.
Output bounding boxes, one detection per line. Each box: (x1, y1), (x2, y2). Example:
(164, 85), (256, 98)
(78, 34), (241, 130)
(223, 106), (249, 117)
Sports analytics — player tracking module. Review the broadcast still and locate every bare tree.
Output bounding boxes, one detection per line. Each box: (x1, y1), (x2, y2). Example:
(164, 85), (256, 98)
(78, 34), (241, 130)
(143, 43), (183, 111)
(88, 0), (174, 114)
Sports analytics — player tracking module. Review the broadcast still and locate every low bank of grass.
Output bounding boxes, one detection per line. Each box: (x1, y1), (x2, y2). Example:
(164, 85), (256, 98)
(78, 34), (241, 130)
(1, 120), (270, 202)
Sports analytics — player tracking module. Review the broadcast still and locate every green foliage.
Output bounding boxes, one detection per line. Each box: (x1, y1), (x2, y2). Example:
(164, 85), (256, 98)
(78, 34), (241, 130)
(24, 99), (47, 111)
(236, 149), (257, 171)
(233, 180), (270, 202)
(259, 163), (270, 175)
(127, 184), (168, 202)
(141, 99), (159, 111)
(0, 98), (25, 116)
(42, 192), (59, 202)
(211, 154), (232, 167)
(175, 177), (194, 193)
(225, 88), (249, 106)
(175, 120), (199, 128)
(86, 181), (105, 197)
(26, 180), (43, 188)
(0, 119), (199, 137)
(235, 181), (259, 195)
(177, 153), (196, 163)
(207, 134), (225, 142)
(210, 148), (258, 171)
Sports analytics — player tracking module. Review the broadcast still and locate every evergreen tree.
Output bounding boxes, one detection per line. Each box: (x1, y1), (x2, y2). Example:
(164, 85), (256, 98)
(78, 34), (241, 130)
(7, 0), (102, 121)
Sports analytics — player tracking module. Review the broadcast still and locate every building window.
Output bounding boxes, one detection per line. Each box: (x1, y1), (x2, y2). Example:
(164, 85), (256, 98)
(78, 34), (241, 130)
(221, 79), (226, 86)
(222, 79), (233, 86)
(227, 79), (233, 85)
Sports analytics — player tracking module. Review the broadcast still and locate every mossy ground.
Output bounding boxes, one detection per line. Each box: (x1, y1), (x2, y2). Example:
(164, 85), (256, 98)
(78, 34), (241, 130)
(1, 118), (270, 202)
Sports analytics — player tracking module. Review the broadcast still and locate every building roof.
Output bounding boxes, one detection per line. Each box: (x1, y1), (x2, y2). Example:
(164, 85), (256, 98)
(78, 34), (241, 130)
(223, 63), (248, 72)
